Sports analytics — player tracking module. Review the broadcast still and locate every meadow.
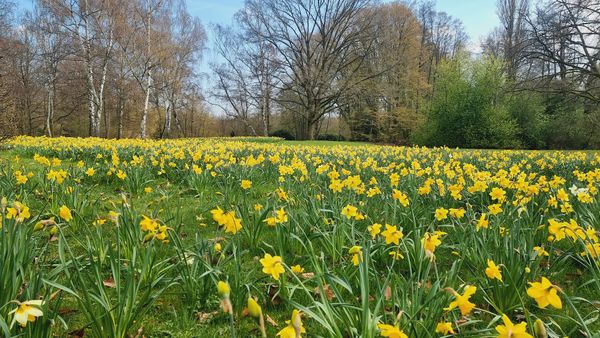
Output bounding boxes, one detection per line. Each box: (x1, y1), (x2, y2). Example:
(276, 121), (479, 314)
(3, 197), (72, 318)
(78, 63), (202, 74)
(0, 136), (599, 338)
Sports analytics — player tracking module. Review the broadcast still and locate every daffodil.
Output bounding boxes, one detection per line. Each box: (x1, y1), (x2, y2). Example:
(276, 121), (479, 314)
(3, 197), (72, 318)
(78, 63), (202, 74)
(495, 314), (533, 338)
(277, 310), (305, 338)
(526, 277), (562, 309)
(59, 205), (73, 222)
(140, 215), (158, 232)
(485, 259), (503, 282)
(291, 264), (305, 274)
(392, 189), (410, 207)
(241, 179), (252, 189)
(217, 280), (232, 314)
(422, 232), (442, 259)
(247, 297), (262, 317)
(381, 224), (403, 245)
(490, 187), (506, 202)
(217, 280), (230, 298)
(377, 323), (408, 338)
(368, 223), (382, 239)
(449, 207), (465, 218)
(9, 300), (44, 327)
(6, 201), (31, 223)
(341, 204), (362, 220)
(445, 285), (477, 316)
(435, 321), (455, 335)
(349, 245), (363, 266)
(476, 213), (489, 231)
(435, 207), (449, 221)
(247, 297), (267, 337)
(260, 253), (285, 280)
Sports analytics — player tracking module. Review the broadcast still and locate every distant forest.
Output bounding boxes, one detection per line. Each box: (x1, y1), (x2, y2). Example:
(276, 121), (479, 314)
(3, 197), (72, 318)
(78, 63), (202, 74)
(1, 0), (599, 149)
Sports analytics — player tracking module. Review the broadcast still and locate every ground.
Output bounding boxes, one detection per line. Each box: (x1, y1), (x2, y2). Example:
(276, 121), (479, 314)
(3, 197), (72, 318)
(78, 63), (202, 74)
(0, 137), (599, 337)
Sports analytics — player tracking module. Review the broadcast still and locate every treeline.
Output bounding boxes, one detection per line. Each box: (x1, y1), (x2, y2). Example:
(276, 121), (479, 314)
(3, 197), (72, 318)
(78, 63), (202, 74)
(1, 0), (599, 149)
(210, 0), (466, 142)
(0, 0), (210, 139)
(418, 0), (600, 149)
(211, 0), (600, 149)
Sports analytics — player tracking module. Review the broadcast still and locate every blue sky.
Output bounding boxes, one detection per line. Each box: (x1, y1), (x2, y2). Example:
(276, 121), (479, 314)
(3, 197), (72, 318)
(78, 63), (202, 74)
(14, 0), (499, 83)
(188, 0), (499, 51)
(189, 0), (499, 78)
(14, 0), (499, 48)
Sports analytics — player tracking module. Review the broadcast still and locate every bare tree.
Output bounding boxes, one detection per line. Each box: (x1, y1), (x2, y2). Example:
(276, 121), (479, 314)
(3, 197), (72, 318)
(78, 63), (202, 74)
(238, 0), (377, 139)
(30, 4), (68, 137)
(524, 0), (600, 102)
(159, 0), (206, 138)
(210, 19), (280, 136)
(0, 0), (17, 140)
(416, 1), (468, 86)
(41, 0), (119, 136)
(210, 26), (257, 136)
(497, 0), (530, 80)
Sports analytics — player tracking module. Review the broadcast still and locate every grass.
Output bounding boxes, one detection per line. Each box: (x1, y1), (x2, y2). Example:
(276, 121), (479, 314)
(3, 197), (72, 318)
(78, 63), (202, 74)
(0, 136), (599, 337)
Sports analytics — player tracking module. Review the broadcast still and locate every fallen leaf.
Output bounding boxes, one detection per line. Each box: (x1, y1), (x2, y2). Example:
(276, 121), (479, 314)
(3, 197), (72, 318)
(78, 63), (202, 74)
(384, 286), (392, 300)
(314, 284), (335, 301)
(103, 278), (116, 288)
(266, 314), (278, 327)
(68, 328), (85, 337)
(196, 311), (218, 323)
(300, 272), (315, 279)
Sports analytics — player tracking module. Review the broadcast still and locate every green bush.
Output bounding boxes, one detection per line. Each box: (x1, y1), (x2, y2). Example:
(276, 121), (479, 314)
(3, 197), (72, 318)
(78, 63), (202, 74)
(316, 133), (346, 141)
(415, 55), (520, 149)
(268, 129), (296, 140)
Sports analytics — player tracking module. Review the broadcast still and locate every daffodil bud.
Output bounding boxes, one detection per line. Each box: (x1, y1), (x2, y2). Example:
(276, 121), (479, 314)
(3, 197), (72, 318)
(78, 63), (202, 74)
(143, 232), (155, 243)
(291, 309), (302, 331)
(49, 225), (59, 235)
(217, 280), (230, 298)
(1, 197), (7, 212)
(247, 297), (262, 318)
(534, 319), (547, 338)
(34, 221), (45, 231)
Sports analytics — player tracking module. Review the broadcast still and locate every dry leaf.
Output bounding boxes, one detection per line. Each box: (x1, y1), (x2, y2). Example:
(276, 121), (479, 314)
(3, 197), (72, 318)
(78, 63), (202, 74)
(266, 314), (278, 327)
(314, 284), (335, 301)
(103, 278), (116, 288)
(384, 286), (392, 301)
(300, 272), (315, 279)
(49, 290), (61, 301)
(196, 311), (218, 323)
(58, 308), (77, 316)
(68, 328), (85, 337)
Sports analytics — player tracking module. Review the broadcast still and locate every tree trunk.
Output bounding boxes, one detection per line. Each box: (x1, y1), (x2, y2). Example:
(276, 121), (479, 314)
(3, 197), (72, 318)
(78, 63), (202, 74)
(164, 96), (172, 138)
(88, 92), (96, 136)
(117, 94), (124, 139)
(140, 72), (151, 138)
(46, 86), (54, 137)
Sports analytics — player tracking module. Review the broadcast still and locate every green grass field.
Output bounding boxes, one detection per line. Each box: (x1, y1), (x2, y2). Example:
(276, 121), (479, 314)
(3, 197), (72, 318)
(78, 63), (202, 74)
(1, 136), (599, 337)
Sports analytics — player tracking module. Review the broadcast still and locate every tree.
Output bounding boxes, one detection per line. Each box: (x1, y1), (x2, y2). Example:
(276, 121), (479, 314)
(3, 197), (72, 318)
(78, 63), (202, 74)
(158, 1), (206, 138)
(417, 56), (520, 148)
(497, 0), (530, 80)
(238, 0), (377, 139)
(524, 0), (600, 103)
(337, 2), (429, 143)
(0, 0), (17, 139)
(42, 0), (120, 136)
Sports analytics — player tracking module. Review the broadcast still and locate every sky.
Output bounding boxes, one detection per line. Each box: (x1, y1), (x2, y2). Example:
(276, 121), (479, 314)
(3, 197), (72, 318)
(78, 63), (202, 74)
(187, 0), (499, 54)
(13, 0), (500, 85)
(189, 0), (500, 82)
